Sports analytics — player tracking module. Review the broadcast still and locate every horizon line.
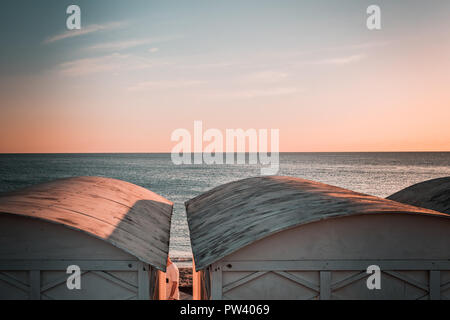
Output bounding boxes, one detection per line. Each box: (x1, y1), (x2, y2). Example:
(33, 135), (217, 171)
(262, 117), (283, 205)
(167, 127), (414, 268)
(0, 151), (449, 155)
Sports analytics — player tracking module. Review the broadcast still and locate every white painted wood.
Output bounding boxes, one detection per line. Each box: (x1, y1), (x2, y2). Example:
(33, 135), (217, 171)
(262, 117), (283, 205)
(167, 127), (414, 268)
(225, 214), (450, 261)
(429, 271), (441, 300)
(91, 271), (138, 293)
(440, 281), (450, 294)
(220, 260), (450, 271)
(320, 271), (331, 300)
(222, 270), (318, 300)
(0, 260), (139, 271)
(342, 270), (431, 300)
(186, 176), (448, 270)
(0, 272), (29, 293)
(0, 215), (137, 261)
(0, 179), (171, 300)
(0, 214), (165, 300)
(223, 271), (267, 293)
(208, 257), (450, 300)
(40, 270), (136, 300)
(29, 271), (40, 300)
(384, 271), (429, 291)
(137, 262), (150, 300)
(210, 264), (222, 300)
(0, 176), (173, 270)
(331, 271), (368, 291)
(0, 267), (152, 300)
(273, 271), (319, 292)
(0, 271), (29, 300)
(41, 271), (88, 292)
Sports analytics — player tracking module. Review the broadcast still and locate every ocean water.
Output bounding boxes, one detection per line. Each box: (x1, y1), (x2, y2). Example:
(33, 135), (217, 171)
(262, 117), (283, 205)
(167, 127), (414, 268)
(0, 152), (449, 258)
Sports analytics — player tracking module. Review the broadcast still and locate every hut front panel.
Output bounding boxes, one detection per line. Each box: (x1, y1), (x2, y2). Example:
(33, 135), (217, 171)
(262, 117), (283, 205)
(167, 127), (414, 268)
(221, 270), (320, 300)
(0, 215), (153, 300)
(442, 271), (450, 300)
(225, 214), (450, 261)
(39, 270), (140, 300)
(0, 267), (150, 300)
(0, 271), (30, 300)
(0, 215), (137, 260)
(212, 214), (450, 300)
(329, 270), (430, 300)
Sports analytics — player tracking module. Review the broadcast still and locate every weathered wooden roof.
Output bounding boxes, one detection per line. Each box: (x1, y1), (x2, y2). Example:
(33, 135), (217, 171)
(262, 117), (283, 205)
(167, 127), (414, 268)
(0, 176), (173, 271)
(387, 177), (450, 214)
(186, 176), (449, 270)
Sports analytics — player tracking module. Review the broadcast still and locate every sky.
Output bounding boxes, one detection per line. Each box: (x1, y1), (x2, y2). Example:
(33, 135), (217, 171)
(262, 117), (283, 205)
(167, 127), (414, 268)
(0, 0), (449, 153)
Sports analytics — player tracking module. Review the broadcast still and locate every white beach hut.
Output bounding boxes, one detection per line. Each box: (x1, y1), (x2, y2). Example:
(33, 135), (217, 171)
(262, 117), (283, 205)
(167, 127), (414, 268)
(0, 176), (172, 300)
(387, 176), (450, 214)
(187, 176), (450, 300)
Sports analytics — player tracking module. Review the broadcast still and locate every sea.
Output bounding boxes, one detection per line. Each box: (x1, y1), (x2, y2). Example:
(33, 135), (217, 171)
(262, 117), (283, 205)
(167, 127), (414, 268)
(0, 152), (449, 259)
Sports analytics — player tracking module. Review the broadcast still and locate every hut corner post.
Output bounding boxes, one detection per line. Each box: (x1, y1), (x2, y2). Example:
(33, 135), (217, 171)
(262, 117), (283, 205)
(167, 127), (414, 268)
(319, 271), (331, 300)
(29, 270), (41, 300)
(429, 270), (441, 300)
(137, 261), (150, 300)
(210, 263), (222, 300)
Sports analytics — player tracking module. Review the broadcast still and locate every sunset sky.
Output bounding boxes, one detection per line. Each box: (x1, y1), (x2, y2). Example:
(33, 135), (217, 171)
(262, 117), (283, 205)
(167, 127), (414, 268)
(0, 0), (449, 153)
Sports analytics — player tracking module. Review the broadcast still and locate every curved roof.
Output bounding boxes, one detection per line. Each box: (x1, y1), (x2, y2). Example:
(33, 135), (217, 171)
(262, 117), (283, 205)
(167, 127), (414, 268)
(0, 176), (173, 271)
(185, 176), (449, 270)
(387, 177), (450, 214)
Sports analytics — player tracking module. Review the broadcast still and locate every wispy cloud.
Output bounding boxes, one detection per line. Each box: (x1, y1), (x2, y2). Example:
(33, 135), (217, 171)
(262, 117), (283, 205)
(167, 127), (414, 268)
(86, 39), (152, 51)
(43, 22), (126, 44)
(309, 54), (365, 66)
(177, 61), (236, 70)
(128, 80), (204, 91)
(85, 36), (180, 51)
(230, 87), (299, 98)
(149, 47), (159, 53)
(241, 71), (288, 84)
(328, 41), (389, 52)
(207, 87), (300, 99)
(57, 53), (166, 76)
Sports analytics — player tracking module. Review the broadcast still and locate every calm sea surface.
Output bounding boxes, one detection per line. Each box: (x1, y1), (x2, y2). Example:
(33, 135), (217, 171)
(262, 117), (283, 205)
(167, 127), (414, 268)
(1, 152), (449, 258)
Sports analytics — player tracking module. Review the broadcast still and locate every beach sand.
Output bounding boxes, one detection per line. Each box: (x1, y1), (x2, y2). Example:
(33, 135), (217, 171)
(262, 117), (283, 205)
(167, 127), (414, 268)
(177, 263), (193, 300)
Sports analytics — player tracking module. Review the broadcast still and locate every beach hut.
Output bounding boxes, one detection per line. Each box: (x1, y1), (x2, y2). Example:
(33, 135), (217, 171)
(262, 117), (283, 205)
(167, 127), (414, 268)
(186, 176), (450, 300)
(387, 177), (450, 214)
(0, 176), (172, 300)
